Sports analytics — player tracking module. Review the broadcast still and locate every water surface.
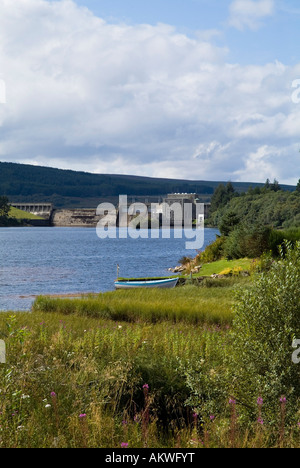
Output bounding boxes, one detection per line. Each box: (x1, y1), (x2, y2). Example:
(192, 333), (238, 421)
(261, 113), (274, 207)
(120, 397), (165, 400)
(0, 227), (219, 311)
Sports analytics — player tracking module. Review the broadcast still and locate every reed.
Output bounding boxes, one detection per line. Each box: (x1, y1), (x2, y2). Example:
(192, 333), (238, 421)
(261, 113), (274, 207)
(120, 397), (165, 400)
(32, 284), (236, 325)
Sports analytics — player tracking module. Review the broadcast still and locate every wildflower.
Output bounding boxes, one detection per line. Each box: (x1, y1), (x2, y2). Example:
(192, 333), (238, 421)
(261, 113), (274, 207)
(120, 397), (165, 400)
(280, 396), (286, 404)
(257, 417), (264, 425)
(45, 404), (51, 409)
(143, 384), (149, 390)
(51, 392), (57, 398)
(209, 415), (215, 421)
(122, 420), (128, 426)
(257, 397), (263, 406)
(229, 398), (236, 405)
(121, 442), (129, 448)
(79, 414), (87, 419)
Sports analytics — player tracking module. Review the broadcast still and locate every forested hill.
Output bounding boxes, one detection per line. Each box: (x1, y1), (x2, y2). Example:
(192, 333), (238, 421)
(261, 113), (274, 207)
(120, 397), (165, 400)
(0, 161), (296, 208)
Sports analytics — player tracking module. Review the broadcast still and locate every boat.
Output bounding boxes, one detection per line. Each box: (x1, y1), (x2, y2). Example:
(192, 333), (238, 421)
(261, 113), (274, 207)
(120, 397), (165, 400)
(114, 277), (179, 290)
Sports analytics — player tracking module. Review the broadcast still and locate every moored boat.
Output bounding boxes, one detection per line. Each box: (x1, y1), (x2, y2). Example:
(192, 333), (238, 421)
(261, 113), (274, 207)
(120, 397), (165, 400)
(114, 277), (179, 290)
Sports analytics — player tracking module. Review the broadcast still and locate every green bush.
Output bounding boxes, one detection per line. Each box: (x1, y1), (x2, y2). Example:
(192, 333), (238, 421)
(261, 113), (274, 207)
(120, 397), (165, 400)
(195, 236), (225, 264)
(228, 241), (300, 424)
(223, 224), (271, 259)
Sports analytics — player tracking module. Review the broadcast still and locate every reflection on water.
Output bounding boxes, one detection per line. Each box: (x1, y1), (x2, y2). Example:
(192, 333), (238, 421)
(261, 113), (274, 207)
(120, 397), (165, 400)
(0, 227), (219, 311)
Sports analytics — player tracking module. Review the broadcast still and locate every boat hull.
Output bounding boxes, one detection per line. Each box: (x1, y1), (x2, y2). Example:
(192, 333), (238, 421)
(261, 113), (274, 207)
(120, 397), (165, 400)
(114, 278), (179, 290)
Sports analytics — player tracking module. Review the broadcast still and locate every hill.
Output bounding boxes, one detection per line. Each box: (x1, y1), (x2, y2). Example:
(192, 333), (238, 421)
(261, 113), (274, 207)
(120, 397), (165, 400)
(0, 161), (296, 208)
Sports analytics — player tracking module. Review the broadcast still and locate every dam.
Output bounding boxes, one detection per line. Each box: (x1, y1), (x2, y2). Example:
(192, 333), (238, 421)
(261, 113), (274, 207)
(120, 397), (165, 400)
(11, 195), (211, 227)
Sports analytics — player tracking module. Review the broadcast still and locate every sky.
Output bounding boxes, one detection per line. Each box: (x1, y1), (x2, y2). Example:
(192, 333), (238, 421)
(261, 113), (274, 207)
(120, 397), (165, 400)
(0, 0), (299, 184)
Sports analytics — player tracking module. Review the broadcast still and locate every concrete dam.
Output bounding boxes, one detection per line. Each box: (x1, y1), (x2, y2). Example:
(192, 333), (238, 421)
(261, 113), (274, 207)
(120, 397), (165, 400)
(12, 195), (211, 227)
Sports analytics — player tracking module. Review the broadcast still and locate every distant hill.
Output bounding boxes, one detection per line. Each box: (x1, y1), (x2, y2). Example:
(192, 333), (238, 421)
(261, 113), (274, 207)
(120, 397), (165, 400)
(0, 161), (296, 208)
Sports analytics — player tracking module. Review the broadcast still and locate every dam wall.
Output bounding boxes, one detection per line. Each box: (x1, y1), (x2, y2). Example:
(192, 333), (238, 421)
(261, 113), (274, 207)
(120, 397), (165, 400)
(51, 209), (103, 227)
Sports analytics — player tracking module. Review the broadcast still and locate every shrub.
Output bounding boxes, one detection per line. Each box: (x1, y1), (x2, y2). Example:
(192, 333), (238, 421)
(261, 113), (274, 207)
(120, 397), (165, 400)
(195, 236), (225, 264)
(223, 225), (272, 260)
(228, 241), (300, 424)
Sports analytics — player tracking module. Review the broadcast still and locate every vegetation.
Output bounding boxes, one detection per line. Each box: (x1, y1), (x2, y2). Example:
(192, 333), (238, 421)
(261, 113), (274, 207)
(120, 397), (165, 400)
(9, 207), (44, 221)
(208, 179), (300, 230)
(33, 285), (235, 326)
(0, 161), (295, 208)
(0, 196), (10, 226)
(0, 242), (299, 448)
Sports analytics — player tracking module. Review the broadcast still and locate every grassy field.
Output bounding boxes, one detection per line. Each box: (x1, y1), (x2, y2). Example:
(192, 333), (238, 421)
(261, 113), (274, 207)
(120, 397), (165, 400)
(197, 258), (252, 277)
(9, 207), (44, 220)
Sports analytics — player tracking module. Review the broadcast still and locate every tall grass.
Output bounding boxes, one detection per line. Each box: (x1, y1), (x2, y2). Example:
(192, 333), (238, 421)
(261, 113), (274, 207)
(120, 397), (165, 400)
(32, 285), (235, 325)
(0, 311), (298, 448)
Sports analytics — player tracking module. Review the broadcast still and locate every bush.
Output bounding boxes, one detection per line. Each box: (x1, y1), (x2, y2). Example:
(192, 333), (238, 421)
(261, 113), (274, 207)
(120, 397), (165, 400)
(223, 224), (271, 259)
(228, 241), (300, 424)
(195, 236), (225, 264)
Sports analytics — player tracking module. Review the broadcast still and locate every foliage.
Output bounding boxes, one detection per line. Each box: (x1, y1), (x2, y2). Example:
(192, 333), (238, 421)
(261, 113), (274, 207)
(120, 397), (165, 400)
(32, 285), (235, 326)
(227, 241), (300, 424)
(209, 186), (300, 230)
(210, 182), (236, 213)
(0, 196), (10, 225)
(194, 236), (226, 265)
(222, 224), (272, 260)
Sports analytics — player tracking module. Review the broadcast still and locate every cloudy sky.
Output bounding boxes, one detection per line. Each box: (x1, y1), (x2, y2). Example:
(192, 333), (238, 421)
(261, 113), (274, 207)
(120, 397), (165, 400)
(0, 0), (299, 184)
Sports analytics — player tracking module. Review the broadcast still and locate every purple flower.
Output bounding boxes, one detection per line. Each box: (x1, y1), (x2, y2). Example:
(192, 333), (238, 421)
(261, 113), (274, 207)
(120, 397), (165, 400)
(257, 417), (264, 425)
(121, 442), (129, 448)
(79, 414), (87, 419)
(210, 415), (215, 421)
(51, 392), (57, 398)
(143, 384), (149, 390)
(280, 396), (286, 404)
(257, 397), (263, 406)
(229, 398), (236, 405)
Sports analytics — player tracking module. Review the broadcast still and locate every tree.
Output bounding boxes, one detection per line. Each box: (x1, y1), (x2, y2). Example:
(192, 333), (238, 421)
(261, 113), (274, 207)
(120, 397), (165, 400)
(218, 210), (240, 237)
(270, 179), (281, 192)
(210, 183), (236, 213)
(0, 196), (10, 225)
(296, 179), (300, 193)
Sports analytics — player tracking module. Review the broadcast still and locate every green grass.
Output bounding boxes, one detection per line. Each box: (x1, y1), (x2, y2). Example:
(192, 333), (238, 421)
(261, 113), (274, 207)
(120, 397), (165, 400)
(194, 258), (252, 277)
(0, 304), (297, 448)
(32, 283), (239, 325)
(0, 310), (227, 448)
(9, 207), (44, 220)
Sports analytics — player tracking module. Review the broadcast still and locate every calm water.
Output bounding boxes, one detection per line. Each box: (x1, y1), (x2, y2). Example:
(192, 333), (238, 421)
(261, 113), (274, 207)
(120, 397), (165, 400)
(0, 227), (219, 311)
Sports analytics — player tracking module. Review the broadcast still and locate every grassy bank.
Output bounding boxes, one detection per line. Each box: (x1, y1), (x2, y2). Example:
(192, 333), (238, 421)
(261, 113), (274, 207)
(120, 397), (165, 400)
(9, 207), (44, 221)
(32, 282), (242, 325)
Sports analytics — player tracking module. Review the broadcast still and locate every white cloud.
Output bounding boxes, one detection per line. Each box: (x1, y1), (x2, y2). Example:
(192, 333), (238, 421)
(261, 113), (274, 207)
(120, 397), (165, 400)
(0, 0), (299, 185)
(228, 0), (275, 30)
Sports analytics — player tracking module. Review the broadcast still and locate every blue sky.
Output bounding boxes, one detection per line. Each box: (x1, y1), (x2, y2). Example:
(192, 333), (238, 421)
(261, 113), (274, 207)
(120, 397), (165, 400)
(73, 0), (300, 65)
(0, 0), (299, 184)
